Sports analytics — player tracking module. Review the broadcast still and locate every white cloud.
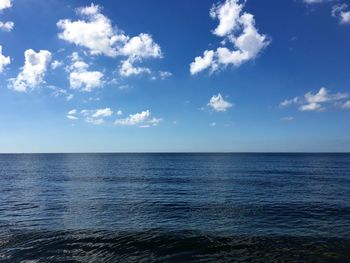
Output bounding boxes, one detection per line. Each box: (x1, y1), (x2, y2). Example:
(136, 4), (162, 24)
(115, 110), (162, 127)
(57, 4), (163, 77)
(78, 3), (100, 16)
(159, 71), (172, 79)
(299, 102), (322, 111)
(85, 117), (104, 125)
(68, 53), (104, 92)
(342, 100), (350, 109)
(69, 107), (115, 125)
(0, 0), (14, 31)
(92, 107), (113, 118)
(57, 4), (127, 57)
(304, 0), (324, 4)
(70, 71), (103, 91)
(116, 110), (123, 116)
(302, 87), (348, 111)
(332, 4), (350, 24)
(280, 97), (299, 107)
(0, 21), (13, 31)
(68, 109), (77, 115)
(119, 58), (151, 77)
(67, 109), (78, 120)
(0, 45), (10, 72)
(208, 93), (233, 112)
(120, 33), (162, 59)
(8, 49), (52, 92)
(210, 0), (242, 37)
(0, 0), (12, 10)
(118, 33), (162, 77)
(48, 85), (74, 101)
(190, 0), (269, 75)
(280, 87), (349, 112)
(66, 94), (74, 101)
(67, 115), (78, 120)
(190, 50), (216, 75)
(51, 60), (63, 69)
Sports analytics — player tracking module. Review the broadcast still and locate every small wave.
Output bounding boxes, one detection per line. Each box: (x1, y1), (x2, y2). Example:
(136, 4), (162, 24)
(1, 230), (350, 262)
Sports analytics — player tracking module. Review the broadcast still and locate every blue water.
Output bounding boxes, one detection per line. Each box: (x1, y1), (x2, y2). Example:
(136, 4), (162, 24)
(0, 153), (350, 262)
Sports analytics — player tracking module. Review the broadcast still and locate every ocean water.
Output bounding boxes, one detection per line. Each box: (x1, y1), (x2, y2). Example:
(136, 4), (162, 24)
(0, 153), (350, 262)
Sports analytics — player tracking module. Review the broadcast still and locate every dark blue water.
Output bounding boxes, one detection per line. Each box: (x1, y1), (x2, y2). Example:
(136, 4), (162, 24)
(1, 153), (350, 262)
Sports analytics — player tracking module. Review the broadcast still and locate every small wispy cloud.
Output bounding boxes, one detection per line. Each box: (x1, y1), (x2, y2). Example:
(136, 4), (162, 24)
(279, 87), (349, 112)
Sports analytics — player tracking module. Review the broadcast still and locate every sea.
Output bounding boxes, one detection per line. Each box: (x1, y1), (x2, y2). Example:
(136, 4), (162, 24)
(0, 153), (349, 262)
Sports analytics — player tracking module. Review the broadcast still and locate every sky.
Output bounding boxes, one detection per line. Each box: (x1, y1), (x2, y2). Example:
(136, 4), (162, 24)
(0, 0), (350, 153)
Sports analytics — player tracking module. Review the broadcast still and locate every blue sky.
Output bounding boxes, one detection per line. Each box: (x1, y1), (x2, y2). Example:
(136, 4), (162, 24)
(0, 0), (349, 152)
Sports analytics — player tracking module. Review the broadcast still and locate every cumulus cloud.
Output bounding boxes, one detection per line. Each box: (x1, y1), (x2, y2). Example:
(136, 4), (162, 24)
(119, 58), (151, 77)
(307, 1), (350, 25)
(57, 4), (127, 57)
(332, 4), (350, 24)
(299, 102), (323, 111)
(190, 50), (216, 75)
(70, 71), (103, 91)
(8, 49), (52, 92)
(0, 45), (10, 72)
(115, 110), (162, 127)
(0, 0), (14, 31)
(0, 0), (12, 10)
(280, 87), (349, 112)
(120, 33), (162, 59)
(118, 33), (162, 77)
(210, 0), (242, 37)
(67, 52), (103, 92)
(57, 4), (164, 77)
(208, 93), (233, 112)
(301, 87), (348, 111)
(0, 21), (13, 31)
(51, 60), (63, 69)
(190, 0), (269, 75)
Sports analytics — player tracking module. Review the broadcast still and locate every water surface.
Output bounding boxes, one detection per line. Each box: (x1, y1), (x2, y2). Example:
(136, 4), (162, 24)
(1, 153), (350, 262)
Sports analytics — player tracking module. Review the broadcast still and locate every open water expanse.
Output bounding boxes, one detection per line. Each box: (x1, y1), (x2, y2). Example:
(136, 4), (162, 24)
(0, 153), (349, 262)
